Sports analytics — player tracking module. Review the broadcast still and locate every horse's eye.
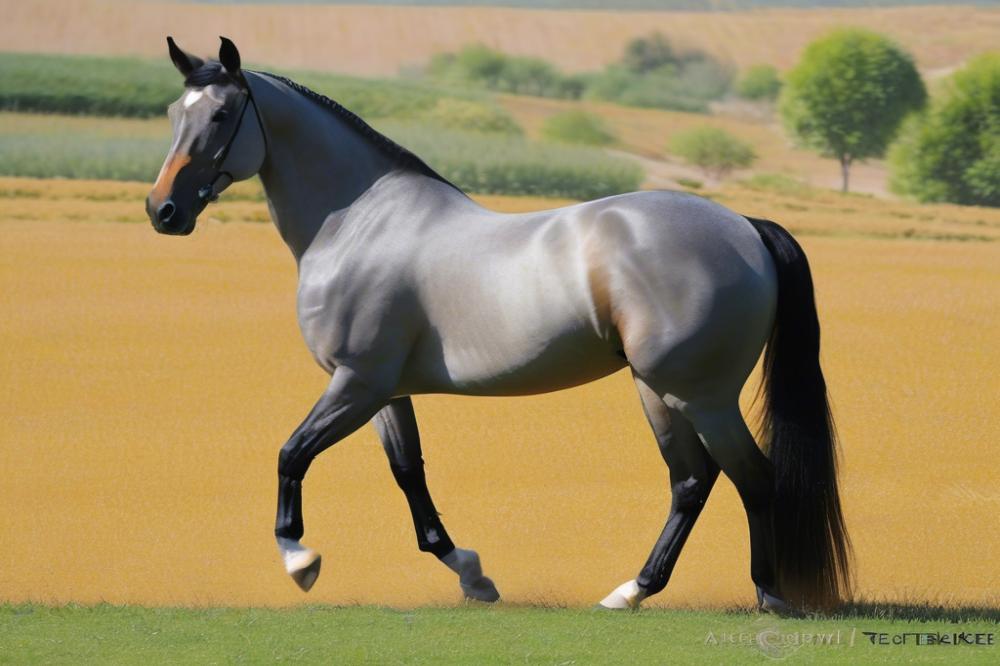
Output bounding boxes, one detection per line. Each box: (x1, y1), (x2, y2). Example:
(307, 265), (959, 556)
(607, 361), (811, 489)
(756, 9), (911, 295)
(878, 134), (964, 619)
(211, 109), (229, 123)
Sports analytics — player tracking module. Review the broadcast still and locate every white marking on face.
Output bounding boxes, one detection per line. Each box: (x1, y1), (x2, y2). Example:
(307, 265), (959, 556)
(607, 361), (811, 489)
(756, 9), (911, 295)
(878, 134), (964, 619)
(183, 90), (203, 108)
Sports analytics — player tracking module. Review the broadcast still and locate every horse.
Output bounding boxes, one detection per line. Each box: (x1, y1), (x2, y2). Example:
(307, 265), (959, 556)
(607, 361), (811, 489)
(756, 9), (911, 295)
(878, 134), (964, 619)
(147, 37), (850, 612)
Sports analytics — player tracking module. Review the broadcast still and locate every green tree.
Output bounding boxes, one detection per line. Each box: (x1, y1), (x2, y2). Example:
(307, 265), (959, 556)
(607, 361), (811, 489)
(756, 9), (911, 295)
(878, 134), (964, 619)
(622, 33), (677, 74)
(737, 64), (782, 101)
(890, 53), (1000, 207)
(669, 126), (756, 179)
(780, 29), (926, 192)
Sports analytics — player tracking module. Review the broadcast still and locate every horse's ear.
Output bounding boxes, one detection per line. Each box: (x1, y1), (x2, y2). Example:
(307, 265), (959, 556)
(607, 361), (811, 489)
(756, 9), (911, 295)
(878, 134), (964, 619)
(219, 36), (242, 77)
(167, 36), (203, 77)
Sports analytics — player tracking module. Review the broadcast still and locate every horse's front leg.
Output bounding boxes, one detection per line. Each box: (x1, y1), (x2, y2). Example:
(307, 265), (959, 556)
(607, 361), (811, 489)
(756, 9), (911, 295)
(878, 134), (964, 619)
(275, 365), (387, 591)
(374, 397), (500, 602)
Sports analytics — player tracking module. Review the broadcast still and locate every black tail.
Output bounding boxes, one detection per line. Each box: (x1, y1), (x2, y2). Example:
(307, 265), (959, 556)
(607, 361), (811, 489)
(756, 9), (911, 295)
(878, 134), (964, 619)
(746, 216), (851, 610)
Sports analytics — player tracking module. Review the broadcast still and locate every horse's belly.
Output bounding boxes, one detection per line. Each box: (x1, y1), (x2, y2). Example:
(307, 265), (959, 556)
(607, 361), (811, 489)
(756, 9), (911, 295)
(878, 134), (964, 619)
(399, 326), (627, 397)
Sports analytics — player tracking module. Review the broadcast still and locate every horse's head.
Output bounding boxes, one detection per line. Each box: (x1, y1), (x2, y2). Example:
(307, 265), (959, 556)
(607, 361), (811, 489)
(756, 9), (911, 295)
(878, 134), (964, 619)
(147, 37), (266, 235)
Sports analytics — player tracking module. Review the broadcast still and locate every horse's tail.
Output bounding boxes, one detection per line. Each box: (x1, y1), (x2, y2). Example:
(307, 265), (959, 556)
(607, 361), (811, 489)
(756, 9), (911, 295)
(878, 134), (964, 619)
(745, 216), (851, 610)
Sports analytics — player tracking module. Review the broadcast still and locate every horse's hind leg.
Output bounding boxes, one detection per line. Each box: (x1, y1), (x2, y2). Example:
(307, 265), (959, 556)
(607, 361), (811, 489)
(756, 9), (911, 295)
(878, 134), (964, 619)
(683, 403), (786, 611)
(374, 397), (500, 602)
(599, 374), (720, 609)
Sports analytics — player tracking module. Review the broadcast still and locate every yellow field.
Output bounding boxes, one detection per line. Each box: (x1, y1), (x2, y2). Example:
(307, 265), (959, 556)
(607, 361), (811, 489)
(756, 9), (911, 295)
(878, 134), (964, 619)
(1, 177), (998, 609)
(2, 1), (997, 76)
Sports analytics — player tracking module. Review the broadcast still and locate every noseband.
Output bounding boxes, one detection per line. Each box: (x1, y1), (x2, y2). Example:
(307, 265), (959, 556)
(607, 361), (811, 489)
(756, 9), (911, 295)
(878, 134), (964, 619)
(198, 79), (267, 203)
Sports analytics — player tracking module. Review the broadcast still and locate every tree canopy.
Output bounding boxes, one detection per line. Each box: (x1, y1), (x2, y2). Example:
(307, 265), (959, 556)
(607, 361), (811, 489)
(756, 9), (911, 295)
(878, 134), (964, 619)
(890, 53), (1000, 207)
(780, 28), (926, 192)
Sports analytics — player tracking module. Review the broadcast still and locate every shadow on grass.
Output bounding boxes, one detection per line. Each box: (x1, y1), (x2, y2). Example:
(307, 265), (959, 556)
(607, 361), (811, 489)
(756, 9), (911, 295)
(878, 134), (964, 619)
(833, 600), (1000, 623)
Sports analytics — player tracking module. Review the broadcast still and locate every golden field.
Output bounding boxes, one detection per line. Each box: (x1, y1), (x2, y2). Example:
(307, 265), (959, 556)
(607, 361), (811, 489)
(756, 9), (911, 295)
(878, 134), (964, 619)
(1, 0), (998, 76)
(1, 176), (998, 609)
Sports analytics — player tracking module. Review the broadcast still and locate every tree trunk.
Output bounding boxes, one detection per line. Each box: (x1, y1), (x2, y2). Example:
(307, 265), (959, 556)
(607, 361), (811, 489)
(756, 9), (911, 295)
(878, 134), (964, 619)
(840, 155), (852, 193)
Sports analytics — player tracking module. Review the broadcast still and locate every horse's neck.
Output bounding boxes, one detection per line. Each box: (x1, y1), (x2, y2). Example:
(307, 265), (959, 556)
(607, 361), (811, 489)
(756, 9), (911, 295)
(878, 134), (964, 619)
(251, 73), (395, 262)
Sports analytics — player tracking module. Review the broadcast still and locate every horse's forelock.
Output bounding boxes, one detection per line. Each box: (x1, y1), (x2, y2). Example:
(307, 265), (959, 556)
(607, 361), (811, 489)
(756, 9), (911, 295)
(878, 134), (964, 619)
(184, 61), (235, 89)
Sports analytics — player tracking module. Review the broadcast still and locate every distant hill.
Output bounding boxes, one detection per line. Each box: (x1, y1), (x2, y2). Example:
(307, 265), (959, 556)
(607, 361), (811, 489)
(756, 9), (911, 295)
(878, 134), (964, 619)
(188, 1), (1000, 8)
(3, 0), (997, 76)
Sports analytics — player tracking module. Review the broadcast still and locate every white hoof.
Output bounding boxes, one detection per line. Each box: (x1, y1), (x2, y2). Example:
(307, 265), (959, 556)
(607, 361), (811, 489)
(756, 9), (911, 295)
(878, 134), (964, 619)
(599, 579), (646, 610)
(443, 548), (500, 603)
(277, 537), (322, 592)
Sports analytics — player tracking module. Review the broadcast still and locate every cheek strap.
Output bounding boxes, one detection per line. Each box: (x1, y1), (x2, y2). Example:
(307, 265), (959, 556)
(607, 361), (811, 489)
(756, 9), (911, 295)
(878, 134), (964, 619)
(198, 80), (267, 203)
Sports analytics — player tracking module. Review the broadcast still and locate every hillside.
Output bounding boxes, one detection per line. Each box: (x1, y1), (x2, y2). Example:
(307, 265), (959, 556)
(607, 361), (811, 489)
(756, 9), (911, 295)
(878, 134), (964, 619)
(1, 0), (996, 76)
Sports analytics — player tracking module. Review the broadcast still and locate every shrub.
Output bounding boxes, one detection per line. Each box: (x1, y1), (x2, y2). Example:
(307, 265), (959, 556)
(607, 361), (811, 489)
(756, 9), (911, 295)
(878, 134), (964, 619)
(540, 110), (616, 146)
(737, 65), (782, 101)
(669, 126), (756, 179)
(890, 53), (1000, 207)
(427, 45), (582, 99)
(582, 34), (732, 113)
(622, 33), (678, 74)
(780, 29), (926, 192)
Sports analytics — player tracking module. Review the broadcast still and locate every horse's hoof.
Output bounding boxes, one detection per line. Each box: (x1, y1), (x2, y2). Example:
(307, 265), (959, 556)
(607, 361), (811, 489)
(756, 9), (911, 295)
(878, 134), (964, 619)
(287, 550), (322, 592)
(756, 586), (800, 617)
(461, 575), (500, 603)
(598, 579), (645, 610)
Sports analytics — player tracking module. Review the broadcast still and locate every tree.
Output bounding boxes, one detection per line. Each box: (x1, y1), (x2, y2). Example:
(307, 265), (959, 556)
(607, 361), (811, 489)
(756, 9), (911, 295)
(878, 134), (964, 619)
(669, 126), (756, 179)
(780, 29), (926, 192)
(622, 33), (677, 74)
(737, 64), (782, 101)
(890, 53), (1000, 207)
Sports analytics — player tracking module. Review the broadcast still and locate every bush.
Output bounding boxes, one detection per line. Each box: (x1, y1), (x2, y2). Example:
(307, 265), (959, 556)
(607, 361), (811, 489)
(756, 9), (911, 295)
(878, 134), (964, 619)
(582, 34), (732, 113)
(418, 98), (522, 135)
(622, 33), (678, 74)
(669, 126), (756, 179)
(425, 38), (731, 113)
(540, 110), (616, 146)
(780, 29), (926, 192)
(583, 66), (710, 113)
(427, 45), (583, 99)
(890, 53), (1000, 207)
(737, 65), (782, 101)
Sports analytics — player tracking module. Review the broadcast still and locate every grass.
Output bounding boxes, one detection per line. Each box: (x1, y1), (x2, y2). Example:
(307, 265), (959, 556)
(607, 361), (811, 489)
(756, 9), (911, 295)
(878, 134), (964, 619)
(378, 120), (643, 199)
(0, 112), (641, 199)
(0, 51), (478, 119)
(1, 603), (997, 664)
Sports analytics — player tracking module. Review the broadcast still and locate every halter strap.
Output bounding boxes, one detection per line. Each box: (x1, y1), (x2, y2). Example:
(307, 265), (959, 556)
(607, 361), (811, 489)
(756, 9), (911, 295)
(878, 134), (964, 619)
(198, 76), (268, 202)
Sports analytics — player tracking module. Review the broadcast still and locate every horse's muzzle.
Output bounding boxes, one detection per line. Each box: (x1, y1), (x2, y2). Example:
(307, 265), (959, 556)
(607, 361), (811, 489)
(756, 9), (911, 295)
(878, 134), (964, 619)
(147, 196), (196, 235)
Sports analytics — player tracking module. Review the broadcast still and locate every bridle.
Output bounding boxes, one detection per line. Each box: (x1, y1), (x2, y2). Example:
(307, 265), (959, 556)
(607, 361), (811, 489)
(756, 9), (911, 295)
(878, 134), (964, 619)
(197, 76), (268, 204)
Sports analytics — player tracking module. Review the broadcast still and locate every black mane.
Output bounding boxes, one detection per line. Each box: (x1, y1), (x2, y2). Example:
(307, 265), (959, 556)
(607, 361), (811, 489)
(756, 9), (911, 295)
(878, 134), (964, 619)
(183, 61), (460, 193)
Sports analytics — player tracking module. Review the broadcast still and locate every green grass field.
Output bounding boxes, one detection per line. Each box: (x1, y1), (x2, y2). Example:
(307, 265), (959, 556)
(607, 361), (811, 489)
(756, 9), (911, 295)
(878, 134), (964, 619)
(1, 604), (997, 664)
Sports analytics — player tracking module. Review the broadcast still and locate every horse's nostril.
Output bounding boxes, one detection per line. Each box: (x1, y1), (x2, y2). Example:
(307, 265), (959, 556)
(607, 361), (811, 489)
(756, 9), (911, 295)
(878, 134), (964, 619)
(157, 201), (176, 224)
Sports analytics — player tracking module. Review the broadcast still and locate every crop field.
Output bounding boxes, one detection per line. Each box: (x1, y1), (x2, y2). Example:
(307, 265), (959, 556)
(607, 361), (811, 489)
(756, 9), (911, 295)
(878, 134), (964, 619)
(1, 175), (998, 617)
(2, 0), (997, 76)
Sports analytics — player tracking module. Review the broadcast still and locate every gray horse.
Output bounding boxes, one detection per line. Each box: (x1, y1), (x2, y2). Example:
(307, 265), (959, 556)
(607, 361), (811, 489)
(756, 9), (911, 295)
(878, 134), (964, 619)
(147, 37), (850, 612)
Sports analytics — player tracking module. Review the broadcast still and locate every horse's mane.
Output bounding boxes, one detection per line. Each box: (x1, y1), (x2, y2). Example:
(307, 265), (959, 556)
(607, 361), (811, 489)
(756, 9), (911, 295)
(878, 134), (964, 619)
(183, 61), (461, 194)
